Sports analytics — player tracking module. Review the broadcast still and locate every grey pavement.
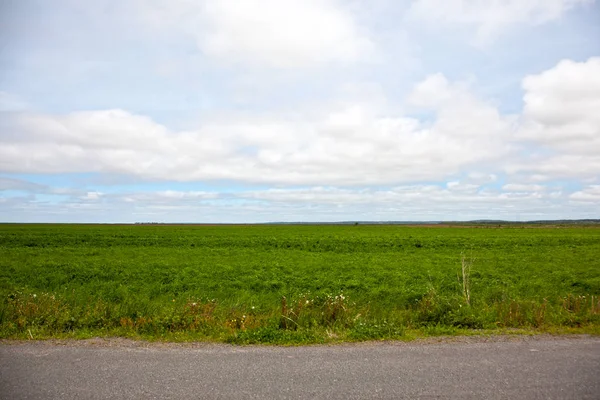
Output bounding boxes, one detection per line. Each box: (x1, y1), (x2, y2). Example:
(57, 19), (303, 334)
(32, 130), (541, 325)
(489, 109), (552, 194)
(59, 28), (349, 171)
(0, 336), (599, 399)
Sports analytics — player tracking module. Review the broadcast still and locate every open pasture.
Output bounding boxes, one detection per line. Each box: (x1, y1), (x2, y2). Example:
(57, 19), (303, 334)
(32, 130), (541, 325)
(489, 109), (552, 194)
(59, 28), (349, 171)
(1, 224), (599, 343)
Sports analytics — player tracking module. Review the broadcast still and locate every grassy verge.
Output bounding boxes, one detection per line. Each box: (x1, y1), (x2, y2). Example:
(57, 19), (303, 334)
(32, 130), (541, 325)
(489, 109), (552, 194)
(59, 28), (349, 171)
(1, 224), (599, 344)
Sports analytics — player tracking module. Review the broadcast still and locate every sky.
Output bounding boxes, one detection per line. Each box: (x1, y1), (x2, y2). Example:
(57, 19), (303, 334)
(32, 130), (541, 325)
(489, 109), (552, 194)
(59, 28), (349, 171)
(0, 0), (599, 223)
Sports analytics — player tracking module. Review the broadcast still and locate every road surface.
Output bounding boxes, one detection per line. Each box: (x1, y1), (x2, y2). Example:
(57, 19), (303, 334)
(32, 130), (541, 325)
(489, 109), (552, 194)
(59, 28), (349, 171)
(1, 336), (599, 399)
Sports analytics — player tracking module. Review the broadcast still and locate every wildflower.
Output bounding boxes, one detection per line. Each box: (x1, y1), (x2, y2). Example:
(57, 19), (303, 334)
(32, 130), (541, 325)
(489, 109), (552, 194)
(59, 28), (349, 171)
(32, 294), (37, 298)
(192, 302), (197, 306)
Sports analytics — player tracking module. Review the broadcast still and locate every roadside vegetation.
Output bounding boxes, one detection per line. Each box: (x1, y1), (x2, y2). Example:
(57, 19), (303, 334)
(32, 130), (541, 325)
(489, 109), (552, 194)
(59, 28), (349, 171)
(0, 224), (599, 344)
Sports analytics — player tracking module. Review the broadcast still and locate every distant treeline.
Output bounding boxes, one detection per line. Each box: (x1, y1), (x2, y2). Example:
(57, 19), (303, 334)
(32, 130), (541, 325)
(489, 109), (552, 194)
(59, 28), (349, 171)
(131, 220), (600, 226)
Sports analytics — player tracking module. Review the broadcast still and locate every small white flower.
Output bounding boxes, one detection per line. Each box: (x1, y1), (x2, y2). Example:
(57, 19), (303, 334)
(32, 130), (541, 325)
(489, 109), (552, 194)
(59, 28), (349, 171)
(32, 294), (37, 298)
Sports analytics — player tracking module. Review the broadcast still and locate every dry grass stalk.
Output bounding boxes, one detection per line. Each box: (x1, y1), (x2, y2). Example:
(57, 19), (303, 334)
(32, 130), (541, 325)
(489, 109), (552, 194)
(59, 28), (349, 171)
(461, 252), (473, 306)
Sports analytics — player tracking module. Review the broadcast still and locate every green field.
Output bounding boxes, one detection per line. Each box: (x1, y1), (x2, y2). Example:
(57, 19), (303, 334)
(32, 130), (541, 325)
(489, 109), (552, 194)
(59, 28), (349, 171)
(1, 224), (599, 343)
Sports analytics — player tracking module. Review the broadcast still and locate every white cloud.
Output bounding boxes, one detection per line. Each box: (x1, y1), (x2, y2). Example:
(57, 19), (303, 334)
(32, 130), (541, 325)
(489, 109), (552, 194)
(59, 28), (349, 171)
(464, 173), (497, 185)
(407, 73), (455, 108)
(446, 181), (480, 193)
(502, 184), (545, 192)
(512, 57), (600, 180)
(408, 0), (594, 44)
(406, 73), (516, 162)
(81, 191), (102, 201)
(133, 0), (374, 68)
(521, 57), (600, 153)
(2, 182), (592, 223)
(201, 0), (373, 68)
(570, 185), (600, 201)
(0, 74), (516, 186)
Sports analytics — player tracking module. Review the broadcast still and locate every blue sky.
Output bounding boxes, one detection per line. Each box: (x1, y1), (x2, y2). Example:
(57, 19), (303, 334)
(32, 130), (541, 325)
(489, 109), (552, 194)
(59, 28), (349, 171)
(1, 0), (599, 223)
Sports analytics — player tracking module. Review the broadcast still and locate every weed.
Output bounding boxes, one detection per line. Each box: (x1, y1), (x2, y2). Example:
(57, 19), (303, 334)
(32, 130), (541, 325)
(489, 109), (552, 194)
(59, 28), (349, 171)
(460, 252), (474, 306)
(321, 292), (351, 327)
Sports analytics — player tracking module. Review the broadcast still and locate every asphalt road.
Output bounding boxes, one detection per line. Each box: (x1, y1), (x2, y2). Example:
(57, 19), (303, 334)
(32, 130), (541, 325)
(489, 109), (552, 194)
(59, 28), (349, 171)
(1, 336), (599, 399)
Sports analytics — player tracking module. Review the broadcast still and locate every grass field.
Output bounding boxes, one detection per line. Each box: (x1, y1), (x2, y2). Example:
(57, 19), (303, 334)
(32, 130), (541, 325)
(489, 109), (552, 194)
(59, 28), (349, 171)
(1, 223), (599, 343)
